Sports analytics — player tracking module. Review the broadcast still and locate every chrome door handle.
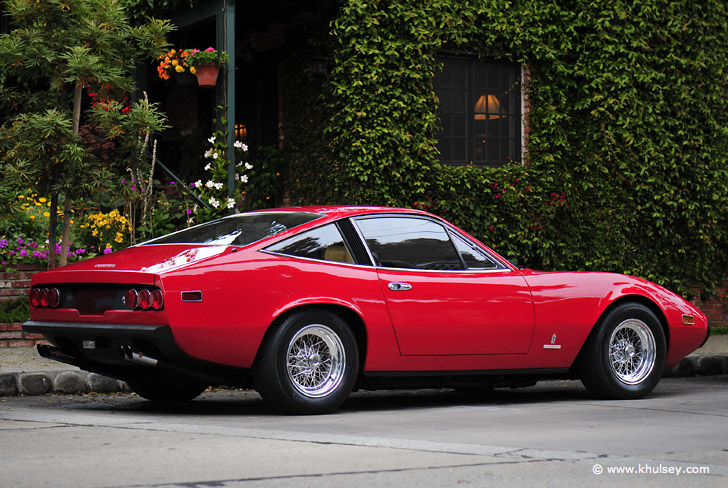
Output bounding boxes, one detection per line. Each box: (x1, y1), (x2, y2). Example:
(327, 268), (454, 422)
(388, 282), (412, 291)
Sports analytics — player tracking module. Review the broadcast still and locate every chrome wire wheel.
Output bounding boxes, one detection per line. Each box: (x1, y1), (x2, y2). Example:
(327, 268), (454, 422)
(608, 318), (657, 385)
(286, 324), (346, 398)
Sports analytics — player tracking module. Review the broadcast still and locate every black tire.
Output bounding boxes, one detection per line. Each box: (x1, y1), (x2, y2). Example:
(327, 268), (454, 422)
(126, 377), (207, 403)
(252, 309), (359, 414)
(577, 302), (666, 399)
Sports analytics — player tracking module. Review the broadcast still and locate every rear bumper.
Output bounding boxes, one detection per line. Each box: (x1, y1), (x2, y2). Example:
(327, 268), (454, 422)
(22, 321), (250, 386)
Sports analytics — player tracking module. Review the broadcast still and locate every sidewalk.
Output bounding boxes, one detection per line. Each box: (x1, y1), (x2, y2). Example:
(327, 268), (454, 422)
(2, 336), (727, 397)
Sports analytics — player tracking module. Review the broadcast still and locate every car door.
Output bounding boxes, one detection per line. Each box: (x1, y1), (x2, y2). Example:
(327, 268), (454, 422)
(354, 215), (535, 355)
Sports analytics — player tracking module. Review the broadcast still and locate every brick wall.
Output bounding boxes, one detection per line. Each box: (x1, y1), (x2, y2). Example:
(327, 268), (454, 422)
(0, 322), (48, 348)
(0, 269), (37, 302)
(693, 285), (728, 329)
(0, 266), (47, 347)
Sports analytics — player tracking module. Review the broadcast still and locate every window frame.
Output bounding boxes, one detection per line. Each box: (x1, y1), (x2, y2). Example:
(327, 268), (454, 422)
(351, 214), (509, 273)
(433, 55), (523, 167)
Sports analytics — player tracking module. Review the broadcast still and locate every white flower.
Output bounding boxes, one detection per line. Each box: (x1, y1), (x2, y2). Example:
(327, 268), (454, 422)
(234, 173), (239, 181)
(214, 182), (224, 190)
(193, 180), (202, 188)
(204, 163), (211, 171)
(208, 136), (216, 144)
(204, 150), (212, 159)
(212, 152), (219, 159)
(244, 162), (254, 170)
(205, 180), (215, 188)
(234, 141), (248, 151)
(241, 175), (249, 183)
(226, 198), (235, 209)
(236, 161), (243, 167)
(208, 197), (220, 208)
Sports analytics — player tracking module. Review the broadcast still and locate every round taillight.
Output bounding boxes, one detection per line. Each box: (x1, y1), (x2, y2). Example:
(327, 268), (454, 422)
(138, 289), (152, 310)
(46, 288), (60, 308)
(30, 288), (42, 308)
(123, 289), (139, 309)
(39, 288), (49, 308)
(150, 289), (164, 310)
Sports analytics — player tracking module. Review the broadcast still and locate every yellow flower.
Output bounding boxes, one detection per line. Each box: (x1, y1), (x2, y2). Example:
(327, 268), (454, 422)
(39, 197), (47, 203)
(43, 212), (50, 217)
(190, 66), (196, 75)
(30, 215), (36, 220)
(17, 195), (25, 200)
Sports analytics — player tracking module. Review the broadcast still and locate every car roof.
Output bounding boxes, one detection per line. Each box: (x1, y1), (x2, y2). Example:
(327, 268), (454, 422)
(249, 205), (432, 220)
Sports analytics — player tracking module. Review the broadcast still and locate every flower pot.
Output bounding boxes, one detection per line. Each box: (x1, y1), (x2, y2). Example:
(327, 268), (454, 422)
(194, 64), (220, 87)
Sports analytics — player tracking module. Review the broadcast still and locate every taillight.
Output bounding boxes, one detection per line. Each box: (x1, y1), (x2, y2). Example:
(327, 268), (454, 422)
(138, 289), (151, 310)
(151, 289), (164, 309)
(30, 287), (61, 308)
(123, 288), (163, 311)
(123, 289), (139, 309)
(46, 288), (60, 308)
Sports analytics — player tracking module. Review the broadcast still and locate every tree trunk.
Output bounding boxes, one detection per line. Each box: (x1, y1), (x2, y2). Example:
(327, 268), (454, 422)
(58, 81), (84, 267)
(48, 193), (58, 270)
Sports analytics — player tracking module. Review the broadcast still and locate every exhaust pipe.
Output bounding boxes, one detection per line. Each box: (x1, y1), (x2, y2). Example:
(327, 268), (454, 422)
(119, 345), (159, 367)
(37, 344), (83, 367)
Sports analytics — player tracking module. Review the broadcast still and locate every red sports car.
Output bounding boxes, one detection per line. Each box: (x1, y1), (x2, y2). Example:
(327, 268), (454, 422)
(24, 206), (709, 413)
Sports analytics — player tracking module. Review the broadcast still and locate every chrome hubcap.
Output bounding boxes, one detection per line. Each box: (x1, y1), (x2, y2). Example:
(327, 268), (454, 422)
(287, 324), (346, 398)
(609, 319), (657, 385)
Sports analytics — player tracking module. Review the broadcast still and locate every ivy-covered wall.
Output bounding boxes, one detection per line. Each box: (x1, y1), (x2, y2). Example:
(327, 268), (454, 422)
(285, 0), (728, 297)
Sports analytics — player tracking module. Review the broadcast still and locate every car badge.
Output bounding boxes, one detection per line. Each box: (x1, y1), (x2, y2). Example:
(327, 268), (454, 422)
(94, 264), (116, 268)
(543, 333), (562, 350)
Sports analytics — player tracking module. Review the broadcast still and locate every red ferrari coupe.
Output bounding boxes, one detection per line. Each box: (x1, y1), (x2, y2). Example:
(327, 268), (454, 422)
(24, 206), (709, 413)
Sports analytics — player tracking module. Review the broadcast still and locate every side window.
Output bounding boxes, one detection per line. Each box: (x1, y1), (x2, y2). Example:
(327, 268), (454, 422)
(452, 234), (503, 269)
(355, 217), (463, 270)
(266, 224), (354, 264)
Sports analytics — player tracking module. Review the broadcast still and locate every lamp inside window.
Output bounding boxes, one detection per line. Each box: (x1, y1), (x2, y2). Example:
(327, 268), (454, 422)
(474, 94), (504, 120)
(235, 123), (247, 142)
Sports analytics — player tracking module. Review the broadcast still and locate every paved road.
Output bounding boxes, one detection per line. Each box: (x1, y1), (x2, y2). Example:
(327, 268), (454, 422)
(1, 377), (727, 487)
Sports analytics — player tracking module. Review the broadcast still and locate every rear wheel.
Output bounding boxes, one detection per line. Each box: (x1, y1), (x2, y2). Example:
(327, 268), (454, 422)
(578, 303), (666, 399)
(126, 377), (207, 403)
(253, 309), (359, 414)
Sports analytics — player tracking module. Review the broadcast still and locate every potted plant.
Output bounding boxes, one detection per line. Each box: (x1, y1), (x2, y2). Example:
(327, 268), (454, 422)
(156, 49), (194, 83)
(187, 47), (229, 87)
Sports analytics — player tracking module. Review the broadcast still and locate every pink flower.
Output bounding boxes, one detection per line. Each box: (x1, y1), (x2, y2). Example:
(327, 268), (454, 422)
(104, 248), (113, 255)
(206, 47), (215, 53)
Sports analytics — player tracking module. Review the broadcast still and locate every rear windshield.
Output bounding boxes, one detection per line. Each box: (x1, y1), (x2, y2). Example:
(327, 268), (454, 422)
(143, 212), (322, 247)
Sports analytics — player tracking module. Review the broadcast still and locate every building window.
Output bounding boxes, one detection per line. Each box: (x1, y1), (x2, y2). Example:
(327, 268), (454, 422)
(434, 57), (522, 167)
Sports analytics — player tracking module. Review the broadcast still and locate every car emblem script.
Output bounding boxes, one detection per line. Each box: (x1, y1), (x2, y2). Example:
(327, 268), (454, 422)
(94, 264), (116, 268)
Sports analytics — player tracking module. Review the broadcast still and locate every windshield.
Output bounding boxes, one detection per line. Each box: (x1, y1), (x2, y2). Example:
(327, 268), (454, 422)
(143, 212), (322, 247)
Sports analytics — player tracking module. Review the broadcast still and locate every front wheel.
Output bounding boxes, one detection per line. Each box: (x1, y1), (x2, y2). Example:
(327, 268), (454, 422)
(252, 310), (359, 414)
(577, 303), (666, 399)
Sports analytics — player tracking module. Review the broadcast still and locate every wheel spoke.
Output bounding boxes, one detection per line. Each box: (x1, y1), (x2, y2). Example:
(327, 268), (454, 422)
(286, 324), (347, 398)
(608, 319), (657, 385)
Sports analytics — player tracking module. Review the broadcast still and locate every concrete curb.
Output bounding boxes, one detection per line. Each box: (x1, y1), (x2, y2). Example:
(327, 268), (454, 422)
(1, 353), (726, 397)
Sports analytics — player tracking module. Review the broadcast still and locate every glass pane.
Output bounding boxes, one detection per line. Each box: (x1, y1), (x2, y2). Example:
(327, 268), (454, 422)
(452, 234), (502, 269)
(266, 224), (353, 264)
(356, 217), (463, 270)
(145, 212), (321, 247)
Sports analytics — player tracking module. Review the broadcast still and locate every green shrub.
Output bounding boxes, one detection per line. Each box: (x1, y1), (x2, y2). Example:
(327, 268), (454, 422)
(0, 299), (30, 324)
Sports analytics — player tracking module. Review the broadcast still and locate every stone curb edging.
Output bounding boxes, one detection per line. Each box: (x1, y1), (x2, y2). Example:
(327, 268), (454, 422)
(1, 353), (726, 398)
(0, 369), (128, 397)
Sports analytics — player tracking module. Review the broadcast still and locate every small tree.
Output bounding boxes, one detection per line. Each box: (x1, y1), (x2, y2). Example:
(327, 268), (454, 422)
(0, 0), (172, 266)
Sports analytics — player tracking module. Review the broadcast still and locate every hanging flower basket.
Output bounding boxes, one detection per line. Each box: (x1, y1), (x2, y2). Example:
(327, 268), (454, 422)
(193, 64), (220, 87)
